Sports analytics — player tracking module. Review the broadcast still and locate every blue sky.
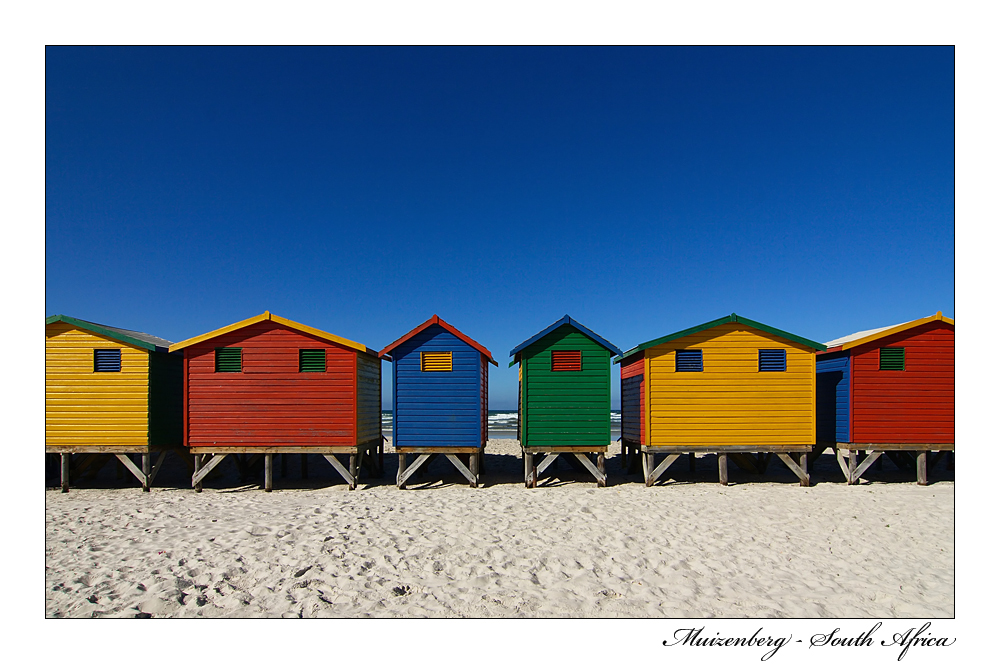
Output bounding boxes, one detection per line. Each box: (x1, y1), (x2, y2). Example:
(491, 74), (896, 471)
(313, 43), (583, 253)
(46, 47), (954, 409)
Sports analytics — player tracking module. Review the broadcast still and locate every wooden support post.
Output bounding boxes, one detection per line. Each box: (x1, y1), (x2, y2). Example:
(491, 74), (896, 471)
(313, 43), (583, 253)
(836, 450), (851, 483)
(264, 454), (273, 492)
(718, 453), (728, 486)
(61, 453), (70, 493)
(470, 449), (479, 487)
(397, 453), (407, 489)
(917, 451), (928, 486)
(301, 453), (309, 479)
(597, 452), (605, 487)
(852, 451), (881, 484)
(142, 453), (151, 492)
(848, 451), (858, 485)
(349, 453), (358, 491)
(194, 454), (203, 492)
(321, 454), (356, 486)
(799, 452), (809, 487)
(643, 451), (653, 487)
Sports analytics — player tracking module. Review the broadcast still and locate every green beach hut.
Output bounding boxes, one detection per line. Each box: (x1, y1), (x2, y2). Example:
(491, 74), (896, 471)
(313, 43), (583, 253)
(509, 316), (622, 488)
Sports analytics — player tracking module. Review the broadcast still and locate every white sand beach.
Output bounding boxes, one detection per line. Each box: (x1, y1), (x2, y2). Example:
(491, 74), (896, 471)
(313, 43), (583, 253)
(45, 440), (954, 618)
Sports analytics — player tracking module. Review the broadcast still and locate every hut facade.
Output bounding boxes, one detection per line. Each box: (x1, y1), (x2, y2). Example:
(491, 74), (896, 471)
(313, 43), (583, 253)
(509, 315), (622, 488)
(617, 314), (825, 486)
(45, 315), (182, 492)
(818, 312), (954, 485)
(379, 315), (496, 488)
(169, 312), (382, 491)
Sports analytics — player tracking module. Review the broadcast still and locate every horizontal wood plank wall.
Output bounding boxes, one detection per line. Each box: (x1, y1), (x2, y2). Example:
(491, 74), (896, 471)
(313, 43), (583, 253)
(46, 323), (150, 446)
(522, 328), (610, 447)
(816, 351), (850, 444)
(481, 355), (489, 445)
(646, 323), (815, 446)
(850, 321), (954, 444)
(356, 352), (382, 445)
(620, 353), (644, 445)
(185, 321), (357, 446)
(393, 327), (483, 448)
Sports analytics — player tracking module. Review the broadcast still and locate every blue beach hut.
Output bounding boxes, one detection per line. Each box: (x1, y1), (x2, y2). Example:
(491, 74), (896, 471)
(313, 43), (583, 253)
(379, 315), (497, 488)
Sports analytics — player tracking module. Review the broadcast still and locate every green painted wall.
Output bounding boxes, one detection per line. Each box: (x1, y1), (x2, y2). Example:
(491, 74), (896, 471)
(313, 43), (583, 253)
(519, 327), (611, 447)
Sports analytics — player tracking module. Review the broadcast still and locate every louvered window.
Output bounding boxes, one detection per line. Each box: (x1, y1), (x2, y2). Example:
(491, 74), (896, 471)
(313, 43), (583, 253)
(676, 349), (703, 372)
(215, 347), (242, 372)
(421, 351), (452, 371)
(299, 349), (326, 372)
(551, 350), (582, 371)
(94, 349), (121, 372)
(759, 349), (787, 372)
(879, 347), (905, 371)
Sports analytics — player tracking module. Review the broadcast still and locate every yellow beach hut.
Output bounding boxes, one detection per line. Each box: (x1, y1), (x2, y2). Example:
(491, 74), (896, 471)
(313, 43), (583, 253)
(616, 314), (825, 487)
(46, 315), (183, 492)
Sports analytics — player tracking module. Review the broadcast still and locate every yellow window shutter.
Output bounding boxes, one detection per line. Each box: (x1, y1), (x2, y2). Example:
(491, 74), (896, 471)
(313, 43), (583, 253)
(421, 351), (453, 371)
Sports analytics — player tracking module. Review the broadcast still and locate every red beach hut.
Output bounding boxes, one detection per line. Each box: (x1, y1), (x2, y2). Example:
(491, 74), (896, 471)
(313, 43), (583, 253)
(169, 312), (383, 491)
(817, 312), (954, 485)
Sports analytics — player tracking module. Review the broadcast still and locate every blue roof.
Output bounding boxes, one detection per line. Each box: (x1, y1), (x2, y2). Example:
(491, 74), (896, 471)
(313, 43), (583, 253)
(509, 315), (622, 361)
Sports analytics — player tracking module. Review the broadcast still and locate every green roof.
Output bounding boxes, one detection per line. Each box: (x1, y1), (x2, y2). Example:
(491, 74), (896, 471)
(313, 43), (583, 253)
(614, 313), (826, 363)
(45, 315), (173, 352)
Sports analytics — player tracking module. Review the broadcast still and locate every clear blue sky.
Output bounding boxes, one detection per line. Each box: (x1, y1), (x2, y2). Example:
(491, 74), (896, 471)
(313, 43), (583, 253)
(46, 46), (954, 409)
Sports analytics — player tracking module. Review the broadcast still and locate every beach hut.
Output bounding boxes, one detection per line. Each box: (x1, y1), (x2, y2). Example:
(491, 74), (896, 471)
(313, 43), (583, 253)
(379, 315), (496, 488)
(168, 312), (382, 491)
(818, 312), (954, 485)
(46, 315), (183, 492)
(509, 315), (622, 488)
(616, 314), (825, 487)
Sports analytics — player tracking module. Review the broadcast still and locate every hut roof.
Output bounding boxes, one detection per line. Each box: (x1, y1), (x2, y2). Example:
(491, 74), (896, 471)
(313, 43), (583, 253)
(508, 315), (622, 367)
(45, 314), (173, 352)
(822, 312), (954, 352)
(168, 311), (374, 355)
(615, 313), (826, 363)
(379, 315), (498, 365)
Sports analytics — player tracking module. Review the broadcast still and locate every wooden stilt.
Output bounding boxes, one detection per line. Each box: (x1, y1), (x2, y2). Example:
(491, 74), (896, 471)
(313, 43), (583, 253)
(470, 449), (479, 487)
(597, 452), (605, 487)
(264, 454), (273, 492)
(718, 453), (728, 486)
(917, 451), (928, 486)
(848, 451), (858, 485)
(142, 453), (151, 492)
(194, 454), (203, 493)
(349, 453), (358, 491)
(397, 453), (407, 489)
(799, 452), (809, 487)
(61, 453), (70, 493)
(643, 451), (653, 487)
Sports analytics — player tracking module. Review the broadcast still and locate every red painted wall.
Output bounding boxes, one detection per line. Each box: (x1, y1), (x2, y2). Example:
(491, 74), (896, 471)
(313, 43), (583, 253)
(620, 353), (645, 445)
(850, 321), (954, 444)
(184, 321), (358, 447)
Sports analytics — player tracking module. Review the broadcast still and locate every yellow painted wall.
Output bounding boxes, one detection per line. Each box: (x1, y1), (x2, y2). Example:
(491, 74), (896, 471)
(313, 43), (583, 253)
(646, 323), (816, 446)
(46, 323), (150, 446)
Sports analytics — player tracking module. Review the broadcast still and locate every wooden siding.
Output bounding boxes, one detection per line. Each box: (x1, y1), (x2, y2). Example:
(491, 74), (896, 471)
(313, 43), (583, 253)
(620, 353), (644, 445)
(356, 352), (382, 445)
(481, 355), (489, 445)
(392, 326), (484, 448)
(850, 321), (953, 444)
(184, 321), (358, 446)
(46, 323), (150, 446)
(521, 327), (611, 447)
(645, 322), (816, 446)
(816, 351), (850, 444)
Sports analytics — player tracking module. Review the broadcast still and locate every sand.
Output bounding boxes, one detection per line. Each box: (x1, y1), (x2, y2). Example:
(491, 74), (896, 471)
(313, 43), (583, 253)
(45, 439), (954, 618)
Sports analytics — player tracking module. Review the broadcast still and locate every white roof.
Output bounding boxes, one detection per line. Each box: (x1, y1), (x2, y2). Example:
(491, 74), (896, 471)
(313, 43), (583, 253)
(824, 320), (915, 348)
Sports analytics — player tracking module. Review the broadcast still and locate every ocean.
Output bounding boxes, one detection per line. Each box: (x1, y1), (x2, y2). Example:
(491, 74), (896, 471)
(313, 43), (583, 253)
(381, 410), (622, 440)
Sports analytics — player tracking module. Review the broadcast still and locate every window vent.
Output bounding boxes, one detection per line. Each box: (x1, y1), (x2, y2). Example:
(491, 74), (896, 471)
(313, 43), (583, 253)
(215, 347), (242, 372)
(759, 349), (787, 372)
(676, 349), (703, 372)
(421, 351), (453, 372)
(551, 350), (582, 371)
(879, 347), (905, 371)
(94, 349), (121, 372)
(299, 349), (326, 372)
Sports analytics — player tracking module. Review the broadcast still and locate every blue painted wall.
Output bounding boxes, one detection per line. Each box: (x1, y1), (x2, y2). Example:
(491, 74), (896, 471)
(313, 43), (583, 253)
(816, 351), (850, 443)
(392, 325), (484, 448)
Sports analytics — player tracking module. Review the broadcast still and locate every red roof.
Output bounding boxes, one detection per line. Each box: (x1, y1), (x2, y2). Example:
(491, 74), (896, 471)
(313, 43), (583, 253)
(378, 315), (497, 365)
